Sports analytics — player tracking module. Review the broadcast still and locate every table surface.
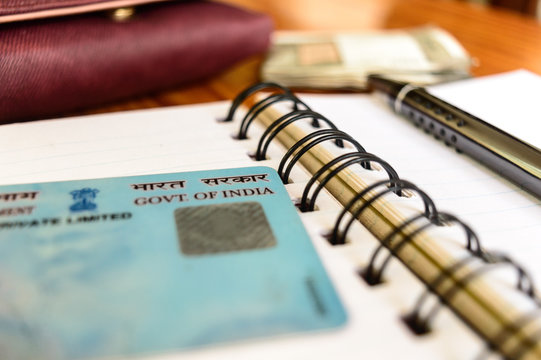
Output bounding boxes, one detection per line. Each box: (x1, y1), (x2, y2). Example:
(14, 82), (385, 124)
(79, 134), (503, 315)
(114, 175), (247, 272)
(84, 0), (541, 116)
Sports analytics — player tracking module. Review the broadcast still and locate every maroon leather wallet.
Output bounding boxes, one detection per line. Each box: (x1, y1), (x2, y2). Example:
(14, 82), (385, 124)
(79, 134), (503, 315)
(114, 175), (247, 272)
(0, 0), (272, 123)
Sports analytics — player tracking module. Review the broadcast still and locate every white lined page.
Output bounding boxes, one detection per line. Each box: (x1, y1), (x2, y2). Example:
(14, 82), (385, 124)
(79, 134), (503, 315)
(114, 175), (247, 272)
(0, 102), (254, 185)
(0, 100), (485, 359)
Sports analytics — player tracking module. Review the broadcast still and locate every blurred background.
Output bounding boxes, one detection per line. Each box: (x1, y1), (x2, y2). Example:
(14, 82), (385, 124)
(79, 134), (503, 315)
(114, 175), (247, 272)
(3, 0), (541, 121)
(219, 0), (541, 27)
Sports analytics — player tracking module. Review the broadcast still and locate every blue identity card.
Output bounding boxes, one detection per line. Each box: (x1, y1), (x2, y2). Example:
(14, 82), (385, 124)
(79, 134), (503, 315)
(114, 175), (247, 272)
(0, 166), (345, 359)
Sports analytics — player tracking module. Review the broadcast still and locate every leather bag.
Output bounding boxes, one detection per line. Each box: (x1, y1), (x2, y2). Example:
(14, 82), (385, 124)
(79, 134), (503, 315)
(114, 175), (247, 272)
(0, 0), (273, 123)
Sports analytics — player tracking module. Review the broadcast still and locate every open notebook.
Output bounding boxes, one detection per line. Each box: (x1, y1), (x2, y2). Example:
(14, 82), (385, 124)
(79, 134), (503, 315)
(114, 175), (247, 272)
(0, 71), (540, 359)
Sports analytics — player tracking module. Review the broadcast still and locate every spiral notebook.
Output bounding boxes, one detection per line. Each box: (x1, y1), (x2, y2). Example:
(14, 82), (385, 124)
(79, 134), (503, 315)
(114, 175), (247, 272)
(0, 73), (540, 359)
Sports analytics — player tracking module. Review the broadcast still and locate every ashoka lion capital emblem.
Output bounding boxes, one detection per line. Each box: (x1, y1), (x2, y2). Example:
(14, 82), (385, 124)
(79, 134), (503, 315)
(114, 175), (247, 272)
(69, 188), (99, 212)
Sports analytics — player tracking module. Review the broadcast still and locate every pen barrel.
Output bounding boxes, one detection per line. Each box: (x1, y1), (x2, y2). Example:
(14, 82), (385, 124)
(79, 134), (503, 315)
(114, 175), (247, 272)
(395, 89), (541, 200)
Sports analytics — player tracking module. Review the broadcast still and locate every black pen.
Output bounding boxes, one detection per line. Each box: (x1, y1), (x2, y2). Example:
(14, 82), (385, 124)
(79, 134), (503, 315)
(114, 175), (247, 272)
(367, 74), (541, 199)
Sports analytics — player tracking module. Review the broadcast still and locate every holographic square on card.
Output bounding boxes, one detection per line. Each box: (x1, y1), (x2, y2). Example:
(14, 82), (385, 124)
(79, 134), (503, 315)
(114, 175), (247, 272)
(0, 166), (346, 360)
(175, 202), (276, 255)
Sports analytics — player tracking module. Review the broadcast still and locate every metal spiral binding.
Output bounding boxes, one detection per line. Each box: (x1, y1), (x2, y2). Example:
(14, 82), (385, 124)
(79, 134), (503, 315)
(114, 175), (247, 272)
(363, 211), (484, 287)
(479, 251), (537, 299)
(331, 179), (438, 246)
(299, 152), (401, 212)
(224, 82), (541, 358)
(507, 325), (541, 360)
(402, 254), (482, 335)
(221, 82), (293, 123)
(236, 93), (315, 140)
(277, 129), (366, 184)
(475, 309), (541, 360)
(255, 109), (345, 161)
(403, 249), (536, 336)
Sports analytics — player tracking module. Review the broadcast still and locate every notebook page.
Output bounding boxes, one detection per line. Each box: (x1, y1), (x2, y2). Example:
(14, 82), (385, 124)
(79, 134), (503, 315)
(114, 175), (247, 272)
(429, 70), (541, 150)
(0, 102), (484, 359)
(0, 102), (253, 185)
(298, 92), (541, 285)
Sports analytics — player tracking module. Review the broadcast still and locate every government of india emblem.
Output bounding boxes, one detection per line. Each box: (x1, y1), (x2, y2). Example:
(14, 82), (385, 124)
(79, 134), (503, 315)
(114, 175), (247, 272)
(69, 188), (99, 212)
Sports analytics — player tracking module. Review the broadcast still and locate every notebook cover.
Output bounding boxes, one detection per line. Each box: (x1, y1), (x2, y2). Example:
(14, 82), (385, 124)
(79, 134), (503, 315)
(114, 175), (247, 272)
(0, 0), (272, 123)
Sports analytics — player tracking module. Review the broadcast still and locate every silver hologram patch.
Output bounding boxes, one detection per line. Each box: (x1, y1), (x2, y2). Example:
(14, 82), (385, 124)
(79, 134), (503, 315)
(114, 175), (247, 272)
(174, 202), (276, 255)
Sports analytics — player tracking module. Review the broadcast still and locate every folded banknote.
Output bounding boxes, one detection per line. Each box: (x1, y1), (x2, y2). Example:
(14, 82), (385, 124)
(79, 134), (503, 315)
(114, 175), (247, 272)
(262, 26), (472, 90)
